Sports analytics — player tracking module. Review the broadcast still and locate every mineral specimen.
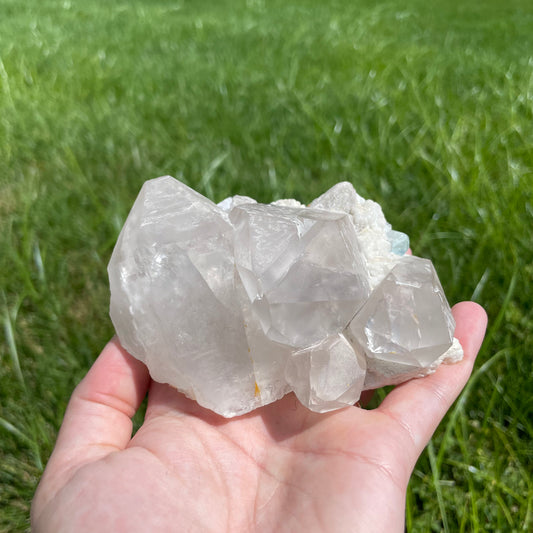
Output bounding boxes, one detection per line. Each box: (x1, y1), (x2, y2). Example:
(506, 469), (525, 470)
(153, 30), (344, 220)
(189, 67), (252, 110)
(108, 176), (463, 417)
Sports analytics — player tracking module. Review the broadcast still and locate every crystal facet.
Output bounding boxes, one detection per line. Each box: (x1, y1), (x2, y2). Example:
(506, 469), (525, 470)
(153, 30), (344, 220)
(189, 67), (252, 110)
(230, 203), (370, 347)
(345, 255), (456, 389)
(109, 176), (462, 417)
(285, 334), (367, 412)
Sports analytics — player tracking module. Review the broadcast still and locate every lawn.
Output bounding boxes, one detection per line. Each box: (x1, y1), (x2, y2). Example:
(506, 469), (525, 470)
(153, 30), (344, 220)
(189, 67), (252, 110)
(1, 0), (532, 530)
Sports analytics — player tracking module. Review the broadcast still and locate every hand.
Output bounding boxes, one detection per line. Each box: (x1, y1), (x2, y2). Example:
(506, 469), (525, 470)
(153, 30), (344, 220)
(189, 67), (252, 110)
(31, 302), (487, 533)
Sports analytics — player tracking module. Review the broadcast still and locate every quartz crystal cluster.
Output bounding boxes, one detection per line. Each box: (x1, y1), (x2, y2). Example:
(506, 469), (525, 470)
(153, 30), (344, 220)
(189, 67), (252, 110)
(108, 176), (463, 417)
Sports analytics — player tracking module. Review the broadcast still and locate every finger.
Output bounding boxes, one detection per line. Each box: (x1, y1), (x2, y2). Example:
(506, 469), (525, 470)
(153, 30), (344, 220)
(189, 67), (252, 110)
(376, 301), (487, 459)
(48, 338), (150, 467)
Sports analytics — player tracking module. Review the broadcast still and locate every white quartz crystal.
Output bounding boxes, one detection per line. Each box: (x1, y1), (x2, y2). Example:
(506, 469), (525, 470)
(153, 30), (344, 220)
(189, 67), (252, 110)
(109, 176), (463, 417)
(285, 334), (367, 412)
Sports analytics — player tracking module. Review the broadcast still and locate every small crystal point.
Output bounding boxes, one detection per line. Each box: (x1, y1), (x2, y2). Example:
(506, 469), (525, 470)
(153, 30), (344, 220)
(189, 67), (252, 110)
(387, 229), (410, 255)
(285, 334), (366, 412)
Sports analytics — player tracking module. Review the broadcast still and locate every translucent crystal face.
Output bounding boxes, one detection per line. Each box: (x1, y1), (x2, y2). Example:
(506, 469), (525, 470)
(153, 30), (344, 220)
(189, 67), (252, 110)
(109, 176), (256, 417)
(230, 204), (370, 347)
(345, 256), (456, 389)
(108, 176), (461, 417)
(285, 334), (367, 412)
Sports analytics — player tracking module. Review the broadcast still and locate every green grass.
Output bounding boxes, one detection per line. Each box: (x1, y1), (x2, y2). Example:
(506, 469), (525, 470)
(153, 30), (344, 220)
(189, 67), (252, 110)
(1, 0), (532, 530)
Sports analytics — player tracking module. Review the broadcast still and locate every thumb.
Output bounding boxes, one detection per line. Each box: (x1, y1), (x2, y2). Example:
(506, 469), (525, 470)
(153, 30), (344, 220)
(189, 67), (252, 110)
(377, 301), (488, 459)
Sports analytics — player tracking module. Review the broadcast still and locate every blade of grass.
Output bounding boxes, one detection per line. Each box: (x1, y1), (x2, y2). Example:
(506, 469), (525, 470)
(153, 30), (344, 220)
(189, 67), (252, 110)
(436, 347), (509, 467)
(0, 416), (33, 447)
(200, 152), (229, 199)
(2, 304), (24, 387)
(428, 439), (450, 533)
(482, 264), (518, 353)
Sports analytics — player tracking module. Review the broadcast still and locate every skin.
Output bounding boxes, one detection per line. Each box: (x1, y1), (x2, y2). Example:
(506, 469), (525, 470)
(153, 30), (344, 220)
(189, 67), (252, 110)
(31, 302), (487, 533)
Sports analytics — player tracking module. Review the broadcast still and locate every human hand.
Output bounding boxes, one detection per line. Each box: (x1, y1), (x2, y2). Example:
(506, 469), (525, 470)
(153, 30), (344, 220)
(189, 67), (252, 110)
(31, 302), (487, 533)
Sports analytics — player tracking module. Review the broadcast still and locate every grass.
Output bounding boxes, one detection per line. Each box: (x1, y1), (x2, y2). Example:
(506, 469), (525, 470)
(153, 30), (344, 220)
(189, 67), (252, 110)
(1, 0), (532, 530)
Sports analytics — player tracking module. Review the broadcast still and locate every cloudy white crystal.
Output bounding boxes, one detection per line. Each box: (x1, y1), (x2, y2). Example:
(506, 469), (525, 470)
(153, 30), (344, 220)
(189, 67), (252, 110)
(345, 255), (456, 389)
(285, 334), (367, 412)
(230, 203), (370, 347)
(109, 176), (462, 417)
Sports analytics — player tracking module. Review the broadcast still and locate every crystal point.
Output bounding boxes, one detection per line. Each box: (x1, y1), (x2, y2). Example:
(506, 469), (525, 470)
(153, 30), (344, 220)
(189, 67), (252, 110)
(285, 334), (366, 413)
(231, 203), (370, 347)
(345, 255), (456, 389)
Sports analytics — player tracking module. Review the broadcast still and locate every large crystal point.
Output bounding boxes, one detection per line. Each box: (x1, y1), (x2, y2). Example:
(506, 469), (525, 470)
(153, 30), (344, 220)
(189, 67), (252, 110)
(310, 182), (408, 288)
(108, 176), (462, 417)
(345, 255), (456, 389)
(109, 177), (256, 417)
(230, 203), (370, 347)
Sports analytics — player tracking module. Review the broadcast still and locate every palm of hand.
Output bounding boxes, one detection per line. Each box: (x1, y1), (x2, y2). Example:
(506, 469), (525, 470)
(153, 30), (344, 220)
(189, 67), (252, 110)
(32, 303), (486, 533)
